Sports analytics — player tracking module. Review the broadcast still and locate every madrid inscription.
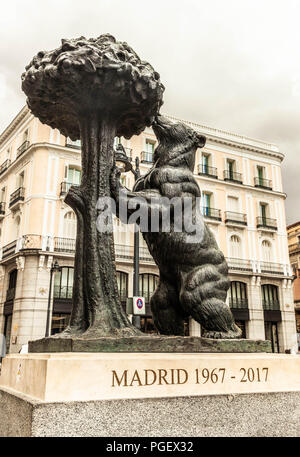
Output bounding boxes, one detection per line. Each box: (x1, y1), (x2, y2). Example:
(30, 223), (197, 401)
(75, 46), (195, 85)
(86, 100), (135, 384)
(111, 366), (269, 387)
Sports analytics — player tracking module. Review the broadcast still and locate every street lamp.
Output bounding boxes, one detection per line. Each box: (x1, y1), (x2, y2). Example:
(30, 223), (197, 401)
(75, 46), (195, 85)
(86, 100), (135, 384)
(115, 142), (141, 329)
(45, 260), (62, 337)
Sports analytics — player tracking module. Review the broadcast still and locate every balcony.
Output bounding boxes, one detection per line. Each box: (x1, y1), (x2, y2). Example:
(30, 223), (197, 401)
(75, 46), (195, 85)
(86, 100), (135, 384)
(141, 151), (153, 163)
(226, 258), (253, 272)
(201, 206), (222, 221)
(9, 187), (25, 209)
(197, 164), (218, 179)
(2, 240), (17, 259)
(21, 234), (42, 250)
(223, 170), (243, 184)
(260, 261), (284, 275)
(254, 177), (272, 190)
(289, 242), (300, 253)
(229, 298), (248, 309)
(60, 182), (73, 196)
(17, 140), (30, 158)
(0, 159), (11, 176)
(54, 237), (76, 253)
(0, 202), (5, 218)
(115, 244), (154, 263)
(262, 299), (280, 311)
(256, 216), (277, 231)
(65, 139), (81, 150)
(54, 284), (73, 299)
(224, 211), (247, 226)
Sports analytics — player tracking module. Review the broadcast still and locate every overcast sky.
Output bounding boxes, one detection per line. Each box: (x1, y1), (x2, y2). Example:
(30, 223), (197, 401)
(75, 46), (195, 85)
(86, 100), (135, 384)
(0, 0), (299, 224)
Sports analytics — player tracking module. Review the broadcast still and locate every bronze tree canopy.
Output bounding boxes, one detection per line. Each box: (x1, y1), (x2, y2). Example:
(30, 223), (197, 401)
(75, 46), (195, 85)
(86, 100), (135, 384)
(22, 34), (164, 338)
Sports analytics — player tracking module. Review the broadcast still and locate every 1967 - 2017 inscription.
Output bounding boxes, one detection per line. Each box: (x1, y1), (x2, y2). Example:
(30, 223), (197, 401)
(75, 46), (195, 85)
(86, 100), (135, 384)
(111, 367), (269, 387)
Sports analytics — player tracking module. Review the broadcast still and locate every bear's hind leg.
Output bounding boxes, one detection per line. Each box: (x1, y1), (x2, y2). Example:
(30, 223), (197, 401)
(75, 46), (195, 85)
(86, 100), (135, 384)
(180, 264), (242, 339)
(150, 278), (187, 336)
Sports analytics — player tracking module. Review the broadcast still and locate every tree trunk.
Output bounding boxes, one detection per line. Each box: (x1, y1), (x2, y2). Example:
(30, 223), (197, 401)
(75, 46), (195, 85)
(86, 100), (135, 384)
(64, 112), (140, 338)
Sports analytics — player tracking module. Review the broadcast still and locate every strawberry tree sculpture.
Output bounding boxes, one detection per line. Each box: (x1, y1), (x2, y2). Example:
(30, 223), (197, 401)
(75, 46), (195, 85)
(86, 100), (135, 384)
(22, 34), (164, 338)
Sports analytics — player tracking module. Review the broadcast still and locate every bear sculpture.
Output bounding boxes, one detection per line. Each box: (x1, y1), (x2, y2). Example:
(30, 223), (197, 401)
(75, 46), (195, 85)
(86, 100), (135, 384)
(110, 115), (242, 339)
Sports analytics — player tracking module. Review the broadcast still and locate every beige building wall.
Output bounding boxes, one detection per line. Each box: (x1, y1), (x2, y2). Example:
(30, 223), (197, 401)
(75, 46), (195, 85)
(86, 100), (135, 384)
(0, 107), (297, 354)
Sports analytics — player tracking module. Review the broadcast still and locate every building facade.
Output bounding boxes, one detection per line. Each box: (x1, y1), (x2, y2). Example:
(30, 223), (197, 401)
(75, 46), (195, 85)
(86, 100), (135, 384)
(287, 221), (300, 349)
(0, 107), (297, 353)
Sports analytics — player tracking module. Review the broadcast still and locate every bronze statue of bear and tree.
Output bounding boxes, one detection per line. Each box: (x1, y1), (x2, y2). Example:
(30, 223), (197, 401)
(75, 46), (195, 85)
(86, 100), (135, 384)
(110, 115), (241, 340)
(21, 33), (271, 353)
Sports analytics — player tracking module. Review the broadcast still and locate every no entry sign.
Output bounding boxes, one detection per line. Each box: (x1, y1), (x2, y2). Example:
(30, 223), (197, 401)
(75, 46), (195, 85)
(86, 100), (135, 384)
(133, 296), (145, 315)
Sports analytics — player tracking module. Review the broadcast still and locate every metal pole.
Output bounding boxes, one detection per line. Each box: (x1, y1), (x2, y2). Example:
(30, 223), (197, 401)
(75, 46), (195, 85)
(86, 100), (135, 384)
(132, 157), (141, 329)
(45, 267), (53, 337)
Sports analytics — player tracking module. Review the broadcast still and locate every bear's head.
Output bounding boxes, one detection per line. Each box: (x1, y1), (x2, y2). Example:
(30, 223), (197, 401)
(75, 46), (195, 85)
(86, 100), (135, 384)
(152, 115), (206, 171)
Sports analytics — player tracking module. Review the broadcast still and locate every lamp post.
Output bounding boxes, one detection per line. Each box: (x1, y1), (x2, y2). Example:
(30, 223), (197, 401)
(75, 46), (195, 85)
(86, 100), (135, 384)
(45, 260), (61, 337)
(115, 143), (141, 329)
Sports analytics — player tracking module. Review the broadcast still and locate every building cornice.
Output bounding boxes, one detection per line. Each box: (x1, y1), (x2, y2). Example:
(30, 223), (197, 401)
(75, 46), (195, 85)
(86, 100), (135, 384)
(164, 114), (284, 162)
(0, 105), (31, 147)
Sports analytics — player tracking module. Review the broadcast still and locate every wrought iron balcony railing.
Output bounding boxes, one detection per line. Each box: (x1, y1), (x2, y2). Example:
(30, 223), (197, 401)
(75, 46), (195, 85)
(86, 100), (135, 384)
(262, 300), (280, 311)
(224, 211), (247, 225)
(9, 187), (25, 208)
(197, 164), (218, 179)
(256, 216), (277, 230)
(60, 182), (74, 196)
(223, 170), (243, 184)
(17, 140), (30, 158)
(65, 139), (81, 149)
(0, 159), (11, 176)
(201, 206), (222, 221)
(54, 285), (73, 299)
(141, 151), (153, 163)
(229, 298), (249, 309)
(254, 177), (272, 190)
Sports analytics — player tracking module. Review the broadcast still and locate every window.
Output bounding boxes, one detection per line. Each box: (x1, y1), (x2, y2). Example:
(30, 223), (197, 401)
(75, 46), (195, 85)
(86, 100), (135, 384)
(230, 235), (242, 258)
(227, 196), (239, 213)
(51, 314), (71, 335)
(18, 171), (25, 188)
(228, 282), (248, 308)
(202, 192), (212, 216)
(261, 284), (280, 310)
(116, 271), (128, 309)
(67, 167), (81, 185)
(63, 211), (77, 239)
(1, 187), (6, 203)
(257, 166), (264, 185)
(145, 140), (155, 162)
(201, 154), (210, 173)
(53, 267), (74, 299)
(262, 240), (272, 263)
(139, 273), (159, 304)
(260, 203), (268, 220)
(227, 159), (236, 178)
(13, 216), (21, 240)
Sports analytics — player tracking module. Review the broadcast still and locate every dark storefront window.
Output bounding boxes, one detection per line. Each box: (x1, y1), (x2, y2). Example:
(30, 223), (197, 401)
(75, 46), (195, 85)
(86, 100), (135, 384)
(262, 284), (281, 352)
(228, 281), (249, 338)
(53, 267), (74, 299)
(51, 267), (74, 335)
(139, 273), (159, 334)
(116, 271), (128, 311)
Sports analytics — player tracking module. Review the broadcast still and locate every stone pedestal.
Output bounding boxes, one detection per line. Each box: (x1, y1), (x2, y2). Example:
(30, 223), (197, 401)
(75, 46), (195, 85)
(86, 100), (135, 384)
(0, 352), (299, 437)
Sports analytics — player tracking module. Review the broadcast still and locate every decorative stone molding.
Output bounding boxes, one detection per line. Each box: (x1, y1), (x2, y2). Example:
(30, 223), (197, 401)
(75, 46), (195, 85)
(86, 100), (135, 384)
(39, 255), (45, 271)
(16, 256), (25, 271)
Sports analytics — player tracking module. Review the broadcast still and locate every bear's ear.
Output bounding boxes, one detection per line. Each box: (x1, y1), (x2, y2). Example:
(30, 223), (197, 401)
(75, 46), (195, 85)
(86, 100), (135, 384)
(196, 133), (206, 148)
